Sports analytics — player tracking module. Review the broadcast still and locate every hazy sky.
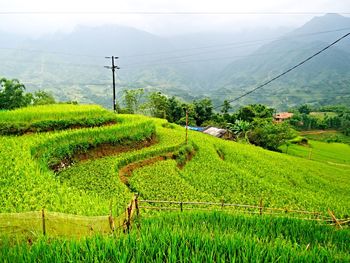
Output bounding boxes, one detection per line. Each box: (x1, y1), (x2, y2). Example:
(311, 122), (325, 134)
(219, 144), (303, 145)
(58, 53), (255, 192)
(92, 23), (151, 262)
(1, 0), (349, 36)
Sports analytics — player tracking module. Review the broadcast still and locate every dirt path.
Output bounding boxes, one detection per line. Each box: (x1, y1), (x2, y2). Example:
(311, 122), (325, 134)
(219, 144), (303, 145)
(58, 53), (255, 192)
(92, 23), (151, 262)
(300, 130), (337, 135)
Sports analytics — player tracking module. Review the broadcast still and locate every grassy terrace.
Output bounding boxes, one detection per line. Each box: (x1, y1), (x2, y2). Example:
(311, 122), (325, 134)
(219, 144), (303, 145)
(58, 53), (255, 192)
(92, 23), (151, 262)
(1, 212), (349, 262)
(0, 104), (117, 135)
(0, 104), (349, 217)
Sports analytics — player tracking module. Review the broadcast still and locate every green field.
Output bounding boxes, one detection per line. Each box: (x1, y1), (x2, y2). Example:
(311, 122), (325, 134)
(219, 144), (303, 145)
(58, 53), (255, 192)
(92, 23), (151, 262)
(309, 111), (338, 120)
(0, 104), (117, 135)
(0, 104), (349, 261)
(1, 212), (349, 262)
(280, 140), (350, 166)
(301, 130), (350, 144)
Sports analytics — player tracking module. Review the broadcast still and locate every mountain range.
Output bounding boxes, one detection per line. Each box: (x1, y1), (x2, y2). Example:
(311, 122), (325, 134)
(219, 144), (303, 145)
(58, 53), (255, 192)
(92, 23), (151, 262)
(0, 13), (349, 110)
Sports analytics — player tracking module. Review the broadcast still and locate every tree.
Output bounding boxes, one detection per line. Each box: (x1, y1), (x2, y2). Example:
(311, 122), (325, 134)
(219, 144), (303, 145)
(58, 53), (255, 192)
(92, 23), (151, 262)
(193, 98), (213, 126)
(148, 92), (168, 119)
(32, 90), (56, 105)
(221, 100), (231, 114)
(298, 104), (311, 114)
(0, 78), (32, 110)
(248, 122), (296, 151)
(236, 104), (274, 122)
(167, 96), (184, 123)
(227, 119), (251, 138)
(122, 89), (144, 114)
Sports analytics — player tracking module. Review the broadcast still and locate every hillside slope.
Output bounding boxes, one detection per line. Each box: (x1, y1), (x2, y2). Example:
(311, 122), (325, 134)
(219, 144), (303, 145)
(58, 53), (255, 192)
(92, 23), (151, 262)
(0, 105), (349, 216)
(214, 14), (350, 109)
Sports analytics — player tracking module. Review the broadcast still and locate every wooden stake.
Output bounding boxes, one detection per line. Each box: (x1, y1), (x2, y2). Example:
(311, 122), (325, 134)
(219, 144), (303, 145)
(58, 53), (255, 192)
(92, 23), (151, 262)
(126, 204), (132, 233)
(42, 208), (46, 236)
(109, 200), (115, 232)
(308, 147), (313, 160)
(328, 209), (342, 229)
(259, 199), (263, 216)
(135, 194), (139, 217)
(180, 202), (183, 212)
(185, 110), (188, 145)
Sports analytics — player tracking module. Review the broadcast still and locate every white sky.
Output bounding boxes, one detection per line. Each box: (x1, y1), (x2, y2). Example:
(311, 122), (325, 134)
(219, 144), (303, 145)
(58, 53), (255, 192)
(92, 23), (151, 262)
(0, 0), (349, 36)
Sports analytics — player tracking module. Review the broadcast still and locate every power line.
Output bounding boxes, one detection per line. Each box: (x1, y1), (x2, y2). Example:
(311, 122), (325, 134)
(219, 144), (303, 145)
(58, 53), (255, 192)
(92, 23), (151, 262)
(1, 27), (348, 64)
(22, 82), (110, 86)
(213, 32), (350, 110)
(122, 27), (350, 59)
(121, 27), (350, 68)
(0, 11), (349, 15)
(0, 57), (106, 69)
(121, 46), (325, 69)
(0, 47), (103, 58)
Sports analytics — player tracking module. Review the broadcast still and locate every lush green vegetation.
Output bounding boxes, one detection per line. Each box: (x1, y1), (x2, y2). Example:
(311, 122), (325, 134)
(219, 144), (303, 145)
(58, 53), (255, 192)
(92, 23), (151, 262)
(129, 130), (350, 216)
(301, 130), (350, 144)
(0, 111), (186, 215)
(280, 140), (350, 166)
(1, 212), (349, 262)
(1, 103), (349, 262)
(1, 105), (349, 217)
(0, 104), (117, 135)
(289, 104), (350, 135)
(0, 77), (58, 110)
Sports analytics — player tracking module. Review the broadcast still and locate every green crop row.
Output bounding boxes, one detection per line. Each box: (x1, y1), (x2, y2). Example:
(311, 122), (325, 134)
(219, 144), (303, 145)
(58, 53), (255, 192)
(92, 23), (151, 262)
(1, 107), (349, 218)
(0, 104), (117, 135)
(280, 140), (350, 165)
(0, 116), (160, 215)
(32, 120), (156, 170)
(1, 212), (349, 262)
(57, 119), (186, 212)
(181, 132), (350, 216)
(0, 114), (187, 215)
(125, 129), (350, 216)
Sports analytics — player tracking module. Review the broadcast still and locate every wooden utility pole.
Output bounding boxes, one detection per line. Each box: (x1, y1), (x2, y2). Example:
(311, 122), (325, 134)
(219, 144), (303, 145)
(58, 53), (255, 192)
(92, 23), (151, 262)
(105, 56), (120, 112)
(308, 147), (313, 160)
(185, 110), (188, 144)
(42, 208), (46, 236)
(259, 199), (263, 215)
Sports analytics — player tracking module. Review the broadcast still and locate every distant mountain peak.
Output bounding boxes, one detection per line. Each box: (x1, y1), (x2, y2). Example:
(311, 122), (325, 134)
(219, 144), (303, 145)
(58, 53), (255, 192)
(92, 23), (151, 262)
(293, 13), (350, 34)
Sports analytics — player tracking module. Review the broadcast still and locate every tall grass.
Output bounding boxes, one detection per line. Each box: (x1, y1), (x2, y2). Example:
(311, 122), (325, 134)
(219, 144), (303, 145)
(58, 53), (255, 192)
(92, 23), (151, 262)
(0, 104), (117, 135)
(1, 212), (349, 262)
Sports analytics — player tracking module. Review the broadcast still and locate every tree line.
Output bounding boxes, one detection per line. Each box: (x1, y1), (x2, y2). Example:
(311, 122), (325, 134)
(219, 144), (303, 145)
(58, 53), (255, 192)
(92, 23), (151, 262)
(0, 77), (58, 110)
(2, 78), (348, 151)
(288, 104), (350, 136)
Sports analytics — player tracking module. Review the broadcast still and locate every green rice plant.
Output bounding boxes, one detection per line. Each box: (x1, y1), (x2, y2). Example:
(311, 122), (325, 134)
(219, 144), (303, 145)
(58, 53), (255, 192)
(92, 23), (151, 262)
(124, 129), (350, 216)
(1, 212), (349, 262)
(1, 105), (349, 219)
(280, 139), (350, 165)
(32, 120), (156, 169)
(0, 104), (117, 135)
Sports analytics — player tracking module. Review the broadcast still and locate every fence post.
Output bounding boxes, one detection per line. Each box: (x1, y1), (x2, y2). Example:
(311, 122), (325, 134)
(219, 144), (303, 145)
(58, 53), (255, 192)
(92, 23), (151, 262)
(180, 202), (183, 212)
(42, 208), (46, 236)
(126, 204), (132, 233)
(308, 147), (313, 160)
(109, 201), (115, 232)
(135, 194), (139, 217)
(328, 209), (342, 229)
(221, 199), (224, 209)
(259, 198), (263, 216)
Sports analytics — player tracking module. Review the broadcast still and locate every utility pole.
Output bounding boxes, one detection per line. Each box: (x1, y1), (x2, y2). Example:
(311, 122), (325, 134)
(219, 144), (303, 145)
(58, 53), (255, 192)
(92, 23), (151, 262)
(185, 110), (188, 145)
(105, 56), (120, 112)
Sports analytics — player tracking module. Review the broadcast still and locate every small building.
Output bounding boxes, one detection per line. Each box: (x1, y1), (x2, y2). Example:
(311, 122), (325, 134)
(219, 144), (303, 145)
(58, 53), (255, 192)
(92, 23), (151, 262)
(274, 112), (293, 122)
(202, 126), (233, 140)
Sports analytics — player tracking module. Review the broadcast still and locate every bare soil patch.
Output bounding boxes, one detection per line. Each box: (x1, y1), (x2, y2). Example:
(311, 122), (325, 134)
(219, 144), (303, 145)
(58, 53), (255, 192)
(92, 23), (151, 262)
(52, 135), (157, 172)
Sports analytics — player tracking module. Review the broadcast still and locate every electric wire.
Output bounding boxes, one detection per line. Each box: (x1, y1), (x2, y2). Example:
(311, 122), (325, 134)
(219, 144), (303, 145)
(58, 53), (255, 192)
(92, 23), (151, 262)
(213, 32), (350, 110)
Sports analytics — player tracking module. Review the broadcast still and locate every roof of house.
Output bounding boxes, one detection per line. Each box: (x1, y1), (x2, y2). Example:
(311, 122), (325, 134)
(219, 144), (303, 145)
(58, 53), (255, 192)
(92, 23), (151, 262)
(202, 126), (228, 138)
(274, 112), (294, 119)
